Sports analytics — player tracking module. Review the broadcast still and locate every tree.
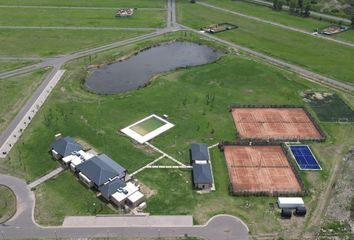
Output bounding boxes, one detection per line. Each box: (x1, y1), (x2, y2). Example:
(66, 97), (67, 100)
(273, 0), (284, 11)
(289, 0), (297, 14)
(190, 0), (196, 3)
(351, 12), (354, 26)
(303, 0), (311, 17)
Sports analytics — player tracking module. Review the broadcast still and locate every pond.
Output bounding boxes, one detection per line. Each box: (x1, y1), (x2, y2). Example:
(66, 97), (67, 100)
(84, 42), (224, 94)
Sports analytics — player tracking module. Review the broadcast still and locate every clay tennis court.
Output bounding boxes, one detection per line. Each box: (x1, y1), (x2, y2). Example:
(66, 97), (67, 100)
(231, 107), (322, 140)
(224, 145), (302, 194)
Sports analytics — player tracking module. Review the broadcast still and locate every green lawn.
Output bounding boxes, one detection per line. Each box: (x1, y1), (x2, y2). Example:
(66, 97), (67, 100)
(200, 0), (354, 43)
(0, 185), (16, 223)
(34, 171), (115, 225)
(0, 29), (151, 57)
(0, 60), (39, 73)
(130, 116), (166, 136)
(0, 8), (165, 28)
(4, 33), (353, 237)
(177, 1), (354, 84)
(0, 68), (50, 133)
(0, 0), (166, 8)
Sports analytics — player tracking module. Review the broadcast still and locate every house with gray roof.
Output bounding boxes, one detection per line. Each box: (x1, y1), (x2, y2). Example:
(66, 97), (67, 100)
(76, 154), (127, 188)
(50, 136), (83, 160)
(98, 178), (127, 201)
(190, 143), (209, 163)
(192, 163), (213, 190)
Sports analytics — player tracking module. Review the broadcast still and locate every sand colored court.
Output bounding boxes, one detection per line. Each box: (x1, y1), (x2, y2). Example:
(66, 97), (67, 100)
(224, 145), (302, 194)
(231, 107), (322, 140)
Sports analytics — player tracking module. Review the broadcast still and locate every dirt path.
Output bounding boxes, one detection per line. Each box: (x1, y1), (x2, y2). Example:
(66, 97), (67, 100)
(307, 154), (343, 230)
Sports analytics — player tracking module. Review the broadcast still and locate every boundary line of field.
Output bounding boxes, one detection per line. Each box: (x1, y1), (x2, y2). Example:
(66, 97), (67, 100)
(0, 5), (165, 11)
(0, 26), (160, 31)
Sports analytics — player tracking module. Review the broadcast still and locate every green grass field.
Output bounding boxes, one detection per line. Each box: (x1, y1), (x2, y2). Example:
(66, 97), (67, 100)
(0, 0), (166, 8)
(130, 116), (166, 136)
(34, 171), (115, 225)
(0, 60), (39, 73)
(0, 8), (165, 28)
(0, 185), (16, 223)
(177, 1), (354, 84)
(0, 29), (151, 56)
(0, 68), (50, 133)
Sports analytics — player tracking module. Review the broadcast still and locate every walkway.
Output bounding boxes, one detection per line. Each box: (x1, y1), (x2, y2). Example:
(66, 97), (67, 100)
(27, 166), (64, 189)
(198, 1), (354, 48)
(62, 215), (193, 227)
(145, 142), (187, 166)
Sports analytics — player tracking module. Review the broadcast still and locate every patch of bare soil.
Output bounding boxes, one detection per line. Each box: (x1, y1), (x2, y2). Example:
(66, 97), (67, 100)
(139, 181), (156, 199)
(323, 152), (354, 225)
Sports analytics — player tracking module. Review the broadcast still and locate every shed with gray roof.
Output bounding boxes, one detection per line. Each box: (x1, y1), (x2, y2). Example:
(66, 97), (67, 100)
(190, 143), (209, 163)
(192, 163), (213, 190)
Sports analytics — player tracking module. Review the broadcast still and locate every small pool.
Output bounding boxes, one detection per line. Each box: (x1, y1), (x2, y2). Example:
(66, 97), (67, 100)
(84, 42), (224, 94)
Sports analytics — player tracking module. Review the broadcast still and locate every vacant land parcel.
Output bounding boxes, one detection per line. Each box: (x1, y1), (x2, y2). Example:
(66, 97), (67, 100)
(303, 92), (354, 122)
(0, 8), (165, 28)
(231, 107), (323, 140)
(0, 0), (166, 8)
(224, 145), (302, 195)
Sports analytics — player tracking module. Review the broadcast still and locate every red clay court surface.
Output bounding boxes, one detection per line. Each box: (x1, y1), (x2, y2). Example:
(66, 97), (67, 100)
(224, 145), (302, 194)
(232, 108), (322, 140)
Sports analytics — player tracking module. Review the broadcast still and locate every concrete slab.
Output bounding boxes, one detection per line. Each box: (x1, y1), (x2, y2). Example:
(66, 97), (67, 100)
(62, 215), (193, 227)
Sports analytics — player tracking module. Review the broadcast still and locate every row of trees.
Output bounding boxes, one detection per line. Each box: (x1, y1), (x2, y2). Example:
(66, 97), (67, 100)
(273, 0), (311, 17)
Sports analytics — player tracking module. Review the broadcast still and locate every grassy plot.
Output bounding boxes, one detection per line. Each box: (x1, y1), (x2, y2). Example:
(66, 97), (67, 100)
(201, 0), (329, 31)
(303, 92), (354, 122)
(0, 29), (151, 57)
(34, 171), (114, 225)
(130, 116), (166, 136)
(0, 68), (50, 132)
(177, 1), (354, 84)
(0, 60), (39, 73)
(0, 8), (165, 28)
(0, 0), (166, 8)
(0, 185), (16, 223)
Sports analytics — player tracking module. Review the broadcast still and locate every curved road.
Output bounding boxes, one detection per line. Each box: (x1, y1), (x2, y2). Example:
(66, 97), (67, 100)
(0, 174), (249, 240)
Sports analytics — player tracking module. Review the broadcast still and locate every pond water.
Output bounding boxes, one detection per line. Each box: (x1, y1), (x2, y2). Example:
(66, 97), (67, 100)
(84, 42), (224, 94)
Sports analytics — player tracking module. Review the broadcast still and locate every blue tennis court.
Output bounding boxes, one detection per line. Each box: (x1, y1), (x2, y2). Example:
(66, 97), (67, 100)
(289, 145), (321, 170)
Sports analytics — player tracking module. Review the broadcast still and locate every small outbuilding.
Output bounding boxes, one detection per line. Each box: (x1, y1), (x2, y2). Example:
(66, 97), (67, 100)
(281, 208), (292, 219)
(50, 136), (83, 160)
(192, 163), (213, 190)
(295, 206), (307, 216)
(190, 143), (209, 164)
(277, 197), (304, 209)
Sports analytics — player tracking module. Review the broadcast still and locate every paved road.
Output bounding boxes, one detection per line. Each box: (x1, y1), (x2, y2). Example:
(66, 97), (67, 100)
(198, 2), (354, 48)
(0, 173), (249, 240)
(243, 0), (351, 24)
(0, 26), (159, 31)
(181, 24), (354, 92)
